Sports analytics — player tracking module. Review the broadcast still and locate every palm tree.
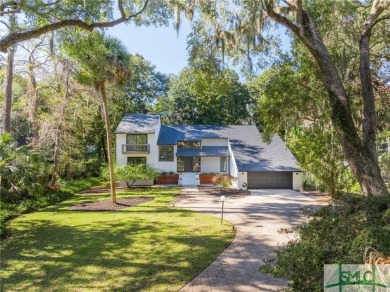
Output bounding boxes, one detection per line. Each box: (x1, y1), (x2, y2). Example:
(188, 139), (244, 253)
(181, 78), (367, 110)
(62, 31), (130, 204)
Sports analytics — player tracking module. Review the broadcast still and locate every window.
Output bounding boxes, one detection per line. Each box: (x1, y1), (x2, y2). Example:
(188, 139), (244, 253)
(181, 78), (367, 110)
(159, 145), (174, 161)
(177, 141), (201, 149)
(125, 134), (148, 152)
(127, 157), (146, 165)
(126, 134), (147, 145)
(220, 157), (228, 172)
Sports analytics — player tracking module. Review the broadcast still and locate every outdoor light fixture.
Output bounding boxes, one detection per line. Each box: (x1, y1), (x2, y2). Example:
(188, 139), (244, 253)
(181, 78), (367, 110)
(220, 196), (225, 225)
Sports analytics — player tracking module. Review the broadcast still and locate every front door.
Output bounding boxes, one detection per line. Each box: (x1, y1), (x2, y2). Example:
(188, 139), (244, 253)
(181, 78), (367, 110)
(183, 157), (193, 172)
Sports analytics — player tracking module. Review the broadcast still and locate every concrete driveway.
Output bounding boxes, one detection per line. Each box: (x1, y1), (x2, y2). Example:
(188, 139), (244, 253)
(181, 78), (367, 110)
(176, 188), (322, 291)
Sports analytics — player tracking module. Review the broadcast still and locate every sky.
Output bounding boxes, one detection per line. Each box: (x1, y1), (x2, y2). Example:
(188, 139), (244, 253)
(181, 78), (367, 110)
(107, 20), (291, 77)
(107, 21), (192, 76)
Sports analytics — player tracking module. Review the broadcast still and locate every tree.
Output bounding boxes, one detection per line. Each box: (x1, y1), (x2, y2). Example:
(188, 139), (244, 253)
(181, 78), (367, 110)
(249, 61), (357, 196)
(159, 56), (252, 125)
(182, 0), (390, 195)
(62, 30), (130, 204)
(110, 53), (170, 127)
(0, 0), (168, 52)
(2, 13), (16, 133)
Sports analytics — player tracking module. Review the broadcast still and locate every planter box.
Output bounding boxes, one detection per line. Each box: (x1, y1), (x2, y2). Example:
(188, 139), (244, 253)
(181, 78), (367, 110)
(199, 174), (216, 184)
(156, 174), (179, 185)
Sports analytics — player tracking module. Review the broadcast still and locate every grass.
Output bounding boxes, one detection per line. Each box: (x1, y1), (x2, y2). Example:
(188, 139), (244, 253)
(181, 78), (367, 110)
(0, 187), (235, 291)
(0, 178), (101, 237)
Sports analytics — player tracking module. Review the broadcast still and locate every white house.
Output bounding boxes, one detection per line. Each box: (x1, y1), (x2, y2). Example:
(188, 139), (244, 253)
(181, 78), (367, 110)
(115, 114), (303, 190)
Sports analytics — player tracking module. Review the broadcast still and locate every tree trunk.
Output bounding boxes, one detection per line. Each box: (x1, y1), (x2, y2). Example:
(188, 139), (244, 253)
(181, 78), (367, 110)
(99, 81), (116, 204)
(101, 134), (108, 163)
(266, 6), (389, 196)
(2, 14), (16, 134)
(51, 61), (71, 185)
(28, 57), (39, 142)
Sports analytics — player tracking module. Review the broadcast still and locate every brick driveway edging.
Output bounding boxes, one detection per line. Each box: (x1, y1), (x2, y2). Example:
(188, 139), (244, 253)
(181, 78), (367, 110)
(176, 188), (322, 291)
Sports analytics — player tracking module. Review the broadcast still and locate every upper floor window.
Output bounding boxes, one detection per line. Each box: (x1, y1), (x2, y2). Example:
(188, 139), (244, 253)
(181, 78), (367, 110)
(177, 141), (201, 149)
(126, 134), (147, 145)
(159, 145), (174, 161)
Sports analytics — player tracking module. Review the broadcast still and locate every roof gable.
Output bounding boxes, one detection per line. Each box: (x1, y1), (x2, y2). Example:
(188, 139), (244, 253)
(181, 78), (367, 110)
(114, 114), (160, 134)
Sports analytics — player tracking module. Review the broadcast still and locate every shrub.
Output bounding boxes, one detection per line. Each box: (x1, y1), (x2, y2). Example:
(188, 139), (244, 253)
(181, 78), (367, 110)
(0, 134), (50, 203)
(212, 174), (231, 187)
(101, 164), (159, 187)
(261, 194), (390, 291)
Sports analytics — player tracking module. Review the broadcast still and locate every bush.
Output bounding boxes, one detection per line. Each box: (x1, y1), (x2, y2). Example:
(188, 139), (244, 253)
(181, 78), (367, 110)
(261, 194), (390, 291)
(0, 134), (50, 203)
(101, 164), (159, 187)
(212, 174), (232, 187)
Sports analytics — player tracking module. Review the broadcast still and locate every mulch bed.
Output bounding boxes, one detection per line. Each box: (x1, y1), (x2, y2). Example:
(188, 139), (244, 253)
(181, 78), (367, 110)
(78, 186), (151, 195)
(68, 197), (154, 211)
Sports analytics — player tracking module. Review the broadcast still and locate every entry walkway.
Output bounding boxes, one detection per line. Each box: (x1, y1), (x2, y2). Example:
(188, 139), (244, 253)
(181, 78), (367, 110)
(176, 189), (322, 291)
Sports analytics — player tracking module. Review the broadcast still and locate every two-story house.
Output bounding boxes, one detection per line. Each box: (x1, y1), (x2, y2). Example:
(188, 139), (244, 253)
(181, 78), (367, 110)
(115, 114), (303, 190)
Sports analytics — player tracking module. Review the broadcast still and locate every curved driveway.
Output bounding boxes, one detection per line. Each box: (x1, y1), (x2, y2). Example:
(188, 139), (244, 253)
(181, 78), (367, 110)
(176, 189), (322, 291)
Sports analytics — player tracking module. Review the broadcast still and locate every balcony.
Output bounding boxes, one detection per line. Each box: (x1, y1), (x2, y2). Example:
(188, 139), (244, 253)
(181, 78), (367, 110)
(122, 144), (150, 154)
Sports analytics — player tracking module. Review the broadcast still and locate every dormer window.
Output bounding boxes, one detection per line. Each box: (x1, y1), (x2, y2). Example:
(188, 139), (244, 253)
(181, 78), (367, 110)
(177, 141), (201, 149)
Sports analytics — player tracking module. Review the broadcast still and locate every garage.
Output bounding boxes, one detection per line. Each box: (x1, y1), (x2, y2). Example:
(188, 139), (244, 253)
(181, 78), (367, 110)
(248, 171), (293, 189)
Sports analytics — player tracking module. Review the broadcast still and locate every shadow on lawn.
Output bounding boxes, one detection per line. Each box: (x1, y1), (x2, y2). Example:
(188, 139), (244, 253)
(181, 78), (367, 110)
(1, 209), (233, 291)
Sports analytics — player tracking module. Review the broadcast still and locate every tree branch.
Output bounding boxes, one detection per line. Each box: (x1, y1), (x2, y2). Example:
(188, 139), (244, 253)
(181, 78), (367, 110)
(0, 0), (149, 52)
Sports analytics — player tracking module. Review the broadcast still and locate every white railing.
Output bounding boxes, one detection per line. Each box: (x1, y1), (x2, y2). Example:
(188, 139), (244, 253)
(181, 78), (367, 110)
(122, 144), (150, 154)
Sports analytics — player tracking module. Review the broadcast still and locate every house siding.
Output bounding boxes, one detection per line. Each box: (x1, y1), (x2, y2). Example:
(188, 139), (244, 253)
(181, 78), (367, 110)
(116, 133), (155, 167)
(292, 172), (303, 190)
(237, 172), (248, 190)
(202, 138), (228, 146)
(201, 157), (222, 173)
(116, 134), (128, 166)
(154, 145), (177, 173)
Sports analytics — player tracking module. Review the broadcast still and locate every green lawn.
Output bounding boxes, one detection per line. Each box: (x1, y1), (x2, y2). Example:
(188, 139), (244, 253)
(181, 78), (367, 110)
(1, 187), (234, 291)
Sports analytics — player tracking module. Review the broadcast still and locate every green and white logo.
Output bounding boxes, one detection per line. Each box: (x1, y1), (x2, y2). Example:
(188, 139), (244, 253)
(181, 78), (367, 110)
(324, 264), (390, 291)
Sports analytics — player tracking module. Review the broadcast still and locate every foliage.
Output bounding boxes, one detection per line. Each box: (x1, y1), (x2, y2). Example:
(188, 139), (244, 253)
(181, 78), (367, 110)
(110, 53), (170, 127)
(0, 1), (171, 52)
(0, 188), (234, 291)
(212, 174), (231, 187)
(261, 194), (390, 291)
(0, 134), (49, 202)
(287, 127), (357, 196)
(60, 30), (130, 86)
(379, 152), (390, 183)
(101, 164), (159, 187)
(156, 55), (252, 125)
(0, 177), (100, 238)
(249, 61), (357, 195)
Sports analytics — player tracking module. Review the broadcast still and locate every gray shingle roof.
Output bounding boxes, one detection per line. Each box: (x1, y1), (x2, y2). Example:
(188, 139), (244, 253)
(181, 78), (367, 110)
(157, 124), (300, 172)
(114, 114), (160, 134)
(176, 146), (230, 157)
